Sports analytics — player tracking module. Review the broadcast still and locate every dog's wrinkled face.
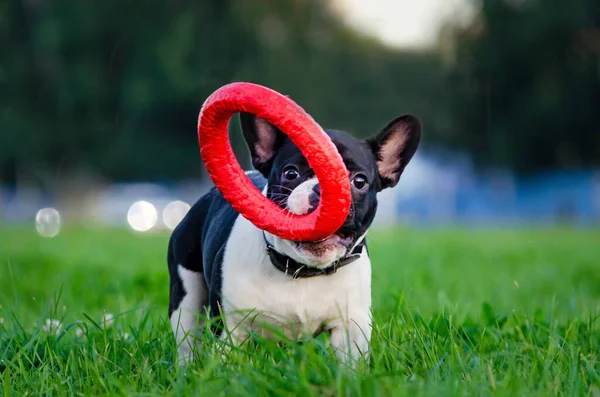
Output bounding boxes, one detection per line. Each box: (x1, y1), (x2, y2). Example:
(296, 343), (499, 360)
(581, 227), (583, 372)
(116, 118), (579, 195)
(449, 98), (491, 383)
(240, 113), (421, 268)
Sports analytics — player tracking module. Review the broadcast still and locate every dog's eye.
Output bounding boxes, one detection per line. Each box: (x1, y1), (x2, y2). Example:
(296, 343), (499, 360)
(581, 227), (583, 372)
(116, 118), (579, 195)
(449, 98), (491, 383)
(283, 166), (300, 181)
(352, 174), (368, 190)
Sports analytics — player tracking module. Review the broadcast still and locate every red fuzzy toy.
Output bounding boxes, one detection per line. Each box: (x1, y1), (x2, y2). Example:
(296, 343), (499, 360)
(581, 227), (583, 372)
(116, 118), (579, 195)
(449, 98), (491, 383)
(197, 82), (351, 241)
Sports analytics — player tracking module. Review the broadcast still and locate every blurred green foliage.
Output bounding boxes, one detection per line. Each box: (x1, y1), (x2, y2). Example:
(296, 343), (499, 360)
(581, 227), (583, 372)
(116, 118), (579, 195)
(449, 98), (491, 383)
(0, 0), (598, 184)
(446, 0), (600, 173)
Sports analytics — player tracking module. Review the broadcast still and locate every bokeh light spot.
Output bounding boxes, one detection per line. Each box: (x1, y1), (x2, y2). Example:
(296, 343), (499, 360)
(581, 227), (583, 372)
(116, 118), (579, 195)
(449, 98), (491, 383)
(36, 208), (61, 238)
(127, 201), (157, 232)
(162, 200), (191, 230)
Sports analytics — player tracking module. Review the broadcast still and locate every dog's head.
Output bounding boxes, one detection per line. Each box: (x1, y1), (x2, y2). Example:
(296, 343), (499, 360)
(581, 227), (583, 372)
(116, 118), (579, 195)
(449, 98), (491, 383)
(240, 113), (421, 268)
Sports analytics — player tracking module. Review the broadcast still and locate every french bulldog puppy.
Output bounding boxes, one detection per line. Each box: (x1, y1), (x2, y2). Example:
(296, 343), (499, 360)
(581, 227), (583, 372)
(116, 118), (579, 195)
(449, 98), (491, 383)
(168, 113), (421, 364)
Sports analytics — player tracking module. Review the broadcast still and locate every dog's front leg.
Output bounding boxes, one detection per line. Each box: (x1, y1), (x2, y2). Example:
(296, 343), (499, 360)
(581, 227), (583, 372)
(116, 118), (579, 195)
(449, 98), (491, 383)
(329, 313), (371, 366)
(218, 314), (250, 362)
(171, 311), (203, 365)
(169, 266), (209, 365)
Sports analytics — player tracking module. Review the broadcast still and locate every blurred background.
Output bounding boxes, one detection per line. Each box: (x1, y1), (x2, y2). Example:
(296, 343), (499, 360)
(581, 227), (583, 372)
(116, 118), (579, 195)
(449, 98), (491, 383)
(1, 0), (599, 236)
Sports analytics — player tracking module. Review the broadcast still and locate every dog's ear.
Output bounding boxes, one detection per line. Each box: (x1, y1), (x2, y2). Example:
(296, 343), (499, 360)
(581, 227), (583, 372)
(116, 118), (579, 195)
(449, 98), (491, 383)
(367, 115), (421, 191)
(239, 112), (286, 177)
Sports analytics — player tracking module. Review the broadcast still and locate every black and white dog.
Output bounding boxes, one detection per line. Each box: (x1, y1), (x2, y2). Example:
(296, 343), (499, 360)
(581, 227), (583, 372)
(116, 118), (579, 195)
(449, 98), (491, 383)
(168, 112), (421, 364)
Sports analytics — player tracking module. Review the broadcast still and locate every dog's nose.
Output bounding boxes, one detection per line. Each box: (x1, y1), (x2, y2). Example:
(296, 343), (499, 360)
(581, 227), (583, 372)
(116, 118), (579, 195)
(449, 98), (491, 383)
(308, 184), (320, 212)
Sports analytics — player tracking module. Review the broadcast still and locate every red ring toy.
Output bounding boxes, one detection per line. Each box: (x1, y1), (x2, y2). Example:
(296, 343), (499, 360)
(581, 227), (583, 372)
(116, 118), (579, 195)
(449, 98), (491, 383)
(197, 82), (351, 241)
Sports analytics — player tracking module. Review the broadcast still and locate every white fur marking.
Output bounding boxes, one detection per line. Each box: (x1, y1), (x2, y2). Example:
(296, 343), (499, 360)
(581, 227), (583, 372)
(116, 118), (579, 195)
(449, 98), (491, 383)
(286, 178), (318, 215)
(170, 266), (207, 364)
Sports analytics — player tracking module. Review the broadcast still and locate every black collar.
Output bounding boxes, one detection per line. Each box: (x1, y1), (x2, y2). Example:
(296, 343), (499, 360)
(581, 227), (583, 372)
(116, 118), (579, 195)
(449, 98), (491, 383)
(263, 233), (366, 279)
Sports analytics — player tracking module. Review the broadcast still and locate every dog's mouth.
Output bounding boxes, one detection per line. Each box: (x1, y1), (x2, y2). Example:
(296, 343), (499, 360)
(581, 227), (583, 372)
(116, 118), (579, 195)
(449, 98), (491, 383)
(296, 234), (354, 250)
(293, 233), (356, 264)
(269, 186), (360, 265)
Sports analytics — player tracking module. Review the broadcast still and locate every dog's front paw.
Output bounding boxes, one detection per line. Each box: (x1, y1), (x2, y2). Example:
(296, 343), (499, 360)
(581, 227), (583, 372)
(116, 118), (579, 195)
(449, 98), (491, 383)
(176, 342), (201, 366)
(174, 332), (204, 367)
(217, 326), (249, 363)
(329, 318), (371, 367)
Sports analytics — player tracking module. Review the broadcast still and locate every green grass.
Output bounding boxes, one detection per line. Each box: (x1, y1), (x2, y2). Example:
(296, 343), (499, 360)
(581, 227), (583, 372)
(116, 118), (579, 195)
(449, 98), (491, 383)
(0, 226), (599, 396)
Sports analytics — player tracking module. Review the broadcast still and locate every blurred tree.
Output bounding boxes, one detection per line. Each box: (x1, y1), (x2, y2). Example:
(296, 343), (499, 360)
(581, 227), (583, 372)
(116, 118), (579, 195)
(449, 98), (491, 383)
(0, 0), (447, 186)
(9, 0), (597, 185)
(444, 0), (600, 173)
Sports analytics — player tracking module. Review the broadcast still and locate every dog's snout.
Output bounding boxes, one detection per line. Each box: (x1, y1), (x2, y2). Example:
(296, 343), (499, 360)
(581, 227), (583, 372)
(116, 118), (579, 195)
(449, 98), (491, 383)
(308, 184), (320, 211)
(287, 178), (320, 215)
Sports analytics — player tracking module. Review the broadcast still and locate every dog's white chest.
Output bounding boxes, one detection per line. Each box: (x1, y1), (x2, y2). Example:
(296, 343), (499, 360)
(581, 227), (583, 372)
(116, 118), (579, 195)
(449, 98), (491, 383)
(220, 216), (371, 338)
